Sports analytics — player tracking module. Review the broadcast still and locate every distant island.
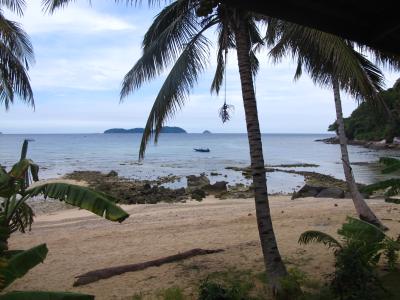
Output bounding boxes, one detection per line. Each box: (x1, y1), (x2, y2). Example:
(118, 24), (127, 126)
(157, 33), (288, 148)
(202, 130), (212, 134)
(104, 126), (187, 134)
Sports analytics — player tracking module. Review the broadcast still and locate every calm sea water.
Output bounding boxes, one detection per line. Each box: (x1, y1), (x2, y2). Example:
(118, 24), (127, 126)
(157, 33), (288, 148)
(1, 133), (399, 193)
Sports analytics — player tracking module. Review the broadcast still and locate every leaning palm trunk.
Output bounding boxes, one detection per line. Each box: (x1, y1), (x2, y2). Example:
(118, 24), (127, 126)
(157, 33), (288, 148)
(332, 79), (385, 229)
(234, 16), (287, 292)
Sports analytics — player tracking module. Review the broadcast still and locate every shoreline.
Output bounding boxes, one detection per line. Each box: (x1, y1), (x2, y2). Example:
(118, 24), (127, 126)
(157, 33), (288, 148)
(316, 136), (400, 150)
(27, 166), (374, 215)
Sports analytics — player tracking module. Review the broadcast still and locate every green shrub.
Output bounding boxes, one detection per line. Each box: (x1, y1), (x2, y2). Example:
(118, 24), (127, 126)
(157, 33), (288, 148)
(161, 286), (185, 300)
(299, 217), (400, 300)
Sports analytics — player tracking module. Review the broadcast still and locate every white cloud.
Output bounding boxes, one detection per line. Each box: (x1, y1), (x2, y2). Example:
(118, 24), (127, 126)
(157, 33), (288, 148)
(5, 1), (136, 34)
(30, 44), (142, 91)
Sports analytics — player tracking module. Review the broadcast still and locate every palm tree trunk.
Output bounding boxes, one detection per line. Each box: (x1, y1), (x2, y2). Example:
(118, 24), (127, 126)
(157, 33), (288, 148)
(332, 79), (385, 229)
(234, 16), (287, 293)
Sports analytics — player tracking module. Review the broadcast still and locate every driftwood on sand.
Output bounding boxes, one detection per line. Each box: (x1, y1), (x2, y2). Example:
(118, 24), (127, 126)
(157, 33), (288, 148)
(73, 248), (224, 286)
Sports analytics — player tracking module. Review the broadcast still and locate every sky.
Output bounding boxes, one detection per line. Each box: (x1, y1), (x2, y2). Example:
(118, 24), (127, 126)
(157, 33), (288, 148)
(1, 1), (399, 134)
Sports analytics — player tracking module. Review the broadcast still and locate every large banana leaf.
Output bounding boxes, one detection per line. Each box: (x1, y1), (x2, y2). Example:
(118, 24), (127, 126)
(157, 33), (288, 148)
(25, 183), (129, 223)
(0, 291), (94, 300)
(0, 244), (48, 290)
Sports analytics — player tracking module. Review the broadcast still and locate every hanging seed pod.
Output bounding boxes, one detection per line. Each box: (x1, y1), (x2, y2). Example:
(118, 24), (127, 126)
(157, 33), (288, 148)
(219, 102), (234, 123)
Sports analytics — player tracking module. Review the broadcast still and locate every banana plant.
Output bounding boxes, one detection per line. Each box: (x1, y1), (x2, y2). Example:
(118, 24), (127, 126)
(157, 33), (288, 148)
(0, 140), (129, 253)
(0, 140), (129, 298)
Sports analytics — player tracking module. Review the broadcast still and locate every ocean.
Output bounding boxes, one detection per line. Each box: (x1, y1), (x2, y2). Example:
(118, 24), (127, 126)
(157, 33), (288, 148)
(0, 133), (399, 193)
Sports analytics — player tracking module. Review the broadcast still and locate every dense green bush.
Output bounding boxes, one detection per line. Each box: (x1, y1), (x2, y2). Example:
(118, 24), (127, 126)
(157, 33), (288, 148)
(328, 80), (400, 141)
(299, 217), (400, 300)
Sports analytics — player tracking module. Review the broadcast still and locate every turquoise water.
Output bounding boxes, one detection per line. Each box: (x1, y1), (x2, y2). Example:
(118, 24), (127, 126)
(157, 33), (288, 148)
(1, 133), (399, 193)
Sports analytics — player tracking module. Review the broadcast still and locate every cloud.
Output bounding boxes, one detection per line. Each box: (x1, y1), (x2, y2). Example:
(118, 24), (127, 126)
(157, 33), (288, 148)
(6, 1), (136, 34)
(1, 2), (399, 134)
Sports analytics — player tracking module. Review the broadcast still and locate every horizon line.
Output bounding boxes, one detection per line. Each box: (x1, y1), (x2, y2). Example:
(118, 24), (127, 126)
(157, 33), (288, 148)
(0, 132), (333, 135)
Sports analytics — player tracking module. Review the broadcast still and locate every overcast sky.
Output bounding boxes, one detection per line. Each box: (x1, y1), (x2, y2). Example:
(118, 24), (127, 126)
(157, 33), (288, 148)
(1, 1), (399, 134)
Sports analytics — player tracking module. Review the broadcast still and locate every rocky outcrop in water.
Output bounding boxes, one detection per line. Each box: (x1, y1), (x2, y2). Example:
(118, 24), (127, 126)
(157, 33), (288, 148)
(316, 136), (400, 150)
(65, 171), (188, 204)
(291, 185), (345, 199)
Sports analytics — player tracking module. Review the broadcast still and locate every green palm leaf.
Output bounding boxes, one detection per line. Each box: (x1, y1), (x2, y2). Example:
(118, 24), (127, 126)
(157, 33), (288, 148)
(25, 183), (129, 222)
(0, 244), (48, 290)
(338, 216), (385, 244)
(42, 0), (163, 13)
(267, 21), (385, 102)
(138, 27), (212, 159)
(0, 1), (25, 15)
(120, 0), (198, 99)
(298, 230), (342, 250)
(0, 11), (34, 109)
(9, 201), (34, 234)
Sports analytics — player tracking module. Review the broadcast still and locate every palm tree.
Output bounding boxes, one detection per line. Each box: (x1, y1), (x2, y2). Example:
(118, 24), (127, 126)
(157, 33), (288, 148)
(0, 0), (34, 109)
(43, 0), (288, 292)
(266, 21), (400, 229)
(121, 1), (289, 292)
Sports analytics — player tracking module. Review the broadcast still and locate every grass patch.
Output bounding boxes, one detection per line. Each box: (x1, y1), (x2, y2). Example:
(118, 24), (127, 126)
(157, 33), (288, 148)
(158, 286), (185, 300)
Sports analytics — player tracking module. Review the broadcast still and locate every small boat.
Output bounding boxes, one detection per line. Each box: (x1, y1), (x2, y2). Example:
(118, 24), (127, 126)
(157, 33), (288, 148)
(194, 148), (210, 152)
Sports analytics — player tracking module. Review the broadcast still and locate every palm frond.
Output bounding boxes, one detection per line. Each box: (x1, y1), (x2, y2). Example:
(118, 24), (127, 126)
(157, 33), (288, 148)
(356, 45), (400, 71)
(0, 13), (34, 65)
(138, 29), (212, 159)
(25, 183), (129, 222)
(210, 21), (234, 94)
(120, 0), (198, 99)
(0, 0), (25, 15)
(298, 230), (342, 249)
(0, 12), (34, 109)
(268, 21), (385, 102)
(249, 49), (259, 77)
(9, 201), (34, 234)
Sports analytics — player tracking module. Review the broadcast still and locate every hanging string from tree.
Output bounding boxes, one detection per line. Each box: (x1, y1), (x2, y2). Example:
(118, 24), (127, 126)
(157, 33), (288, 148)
(219, 47), (234, 123)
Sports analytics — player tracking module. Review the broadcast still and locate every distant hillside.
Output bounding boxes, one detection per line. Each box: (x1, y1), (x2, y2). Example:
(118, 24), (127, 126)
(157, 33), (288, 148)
(104, 126), (187, 134)
(328, 79), (400, 142)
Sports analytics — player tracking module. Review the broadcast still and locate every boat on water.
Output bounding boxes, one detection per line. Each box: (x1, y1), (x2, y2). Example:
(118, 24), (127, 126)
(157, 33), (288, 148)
(194, 148), (210, 153)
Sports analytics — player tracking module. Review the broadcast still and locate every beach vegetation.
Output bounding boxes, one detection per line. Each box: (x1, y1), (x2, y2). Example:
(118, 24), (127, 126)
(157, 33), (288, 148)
(0, 140), (129, 298)
(299, 217), (400, 299)
(0, 1), (34, 110)
(362, 157), (400, 203)
(159, 286), (185, 300)
(328, 80), (400, 142)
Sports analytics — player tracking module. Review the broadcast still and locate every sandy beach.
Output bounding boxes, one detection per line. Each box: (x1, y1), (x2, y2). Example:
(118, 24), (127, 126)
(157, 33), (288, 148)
(6, 196), (400, 299)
